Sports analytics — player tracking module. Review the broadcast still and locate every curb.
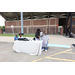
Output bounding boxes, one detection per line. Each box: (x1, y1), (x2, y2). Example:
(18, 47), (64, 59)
(0, 41), (14, 43)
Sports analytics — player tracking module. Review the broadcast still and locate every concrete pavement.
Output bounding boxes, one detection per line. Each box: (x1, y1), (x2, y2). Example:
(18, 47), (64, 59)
(0, 35), (75, 62)
(0, 36), (33, 42)
(0, 35), (75, 46)
(0, 42), (75, 62)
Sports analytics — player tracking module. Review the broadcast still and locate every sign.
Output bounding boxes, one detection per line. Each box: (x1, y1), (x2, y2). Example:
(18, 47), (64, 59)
(56, 25), (58, 27)
(11, 25), (14, 36)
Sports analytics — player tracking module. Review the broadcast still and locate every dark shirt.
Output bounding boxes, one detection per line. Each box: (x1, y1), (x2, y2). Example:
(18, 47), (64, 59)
(67, 28), (69, 32)
(35, 32), (40, 38)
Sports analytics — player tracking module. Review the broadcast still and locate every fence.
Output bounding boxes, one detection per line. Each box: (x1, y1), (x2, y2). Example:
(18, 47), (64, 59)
(71, 28), (75, 32)
(5, 27), (63, 35)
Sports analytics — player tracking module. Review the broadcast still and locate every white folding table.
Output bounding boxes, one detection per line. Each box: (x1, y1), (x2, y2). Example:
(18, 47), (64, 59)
(13, 41), (42, 55)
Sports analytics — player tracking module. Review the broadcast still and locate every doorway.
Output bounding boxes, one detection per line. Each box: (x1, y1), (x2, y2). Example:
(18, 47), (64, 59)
(59, 18), (66, 33)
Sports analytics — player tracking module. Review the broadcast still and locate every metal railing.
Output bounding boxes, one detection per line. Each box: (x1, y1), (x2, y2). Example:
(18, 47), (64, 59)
(71, 28), (75, 33)
(5, 27), (63, 35)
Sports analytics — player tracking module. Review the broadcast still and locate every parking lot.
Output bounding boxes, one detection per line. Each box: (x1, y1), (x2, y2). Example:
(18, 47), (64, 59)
(0, 42), (75, 62)
(0, 35), (75, 62)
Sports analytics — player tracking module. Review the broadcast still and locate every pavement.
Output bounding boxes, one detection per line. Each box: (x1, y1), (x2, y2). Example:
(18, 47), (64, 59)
(0, 35), (75, 46)
(0, 35), (75, 62)
(0, 36), (33, 43)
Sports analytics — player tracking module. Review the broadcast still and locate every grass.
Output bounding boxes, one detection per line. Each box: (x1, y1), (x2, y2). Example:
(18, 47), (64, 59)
(0, 34), (35, 37)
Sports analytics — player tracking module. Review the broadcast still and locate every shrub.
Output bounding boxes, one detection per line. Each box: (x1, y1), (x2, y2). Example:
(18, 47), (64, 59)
(0, 26), (5, 31)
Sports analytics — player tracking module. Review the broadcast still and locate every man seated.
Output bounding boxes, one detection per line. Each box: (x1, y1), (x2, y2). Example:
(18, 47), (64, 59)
(70, 31), (75, 38)
(14, 35), (18, 41)
(18, 33), (24, 38)
(41, 31), (49, 52)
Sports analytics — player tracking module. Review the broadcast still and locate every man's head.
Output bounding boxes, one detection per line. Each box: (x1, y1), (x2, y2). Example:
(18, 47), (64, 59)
(37, 29), (40, 32)
(19, 33), (22, 37)
(16, 35), (18, 37)
(44, 31), (47, 35)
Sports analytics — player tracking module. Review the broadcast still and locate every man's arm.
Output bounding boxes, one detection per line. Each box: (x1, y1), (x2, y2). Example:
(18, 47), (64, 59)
(14, 37), (16, 41)
(35, 32), (37, 37)
(38, 36), (40, 38)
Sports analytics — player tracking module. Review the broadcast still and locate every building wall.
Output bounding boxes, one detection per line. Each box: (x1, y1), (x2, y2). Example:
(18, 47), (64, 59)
(68, 17), (75, 32)
(5, 18), (59, 34)
(0, 28), (3, 34)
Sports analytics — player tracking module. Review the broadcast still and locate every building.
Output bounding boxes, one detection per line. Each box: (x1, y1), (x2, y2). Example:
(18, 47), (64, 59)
(0, 12), (75, 35)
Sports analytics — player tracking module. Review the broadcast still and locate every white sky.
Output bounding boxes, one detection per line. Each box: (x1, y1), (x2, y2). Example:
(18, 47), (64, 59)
(0, 15), (5, 26)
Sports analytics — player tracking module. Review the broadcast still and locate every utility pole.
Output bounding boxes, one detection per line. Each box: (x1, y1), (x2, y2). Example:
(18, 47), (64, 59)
(21, 12), (24, 34)
(69, 12), (73, 37)
(65, 12), (69, 36)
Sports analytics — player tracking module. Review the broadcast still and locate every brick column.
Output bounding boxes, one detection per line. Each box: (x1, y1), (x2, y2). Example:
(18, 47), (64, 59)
(47, 18), (49, 34)
(0, 28), (3, 34)
(57, 12), (59, 25)
(5, 21), (7, 33)
(45, 27), (47, 32)
(30, 20), (31, 33)
(56, 13), (59, 34)
(45, 19), (47, 33)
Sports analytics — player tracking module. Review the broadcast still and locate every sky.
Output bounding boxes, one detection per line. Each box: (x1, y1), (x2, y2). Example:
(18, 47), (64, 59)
(0, 15), (5, 26)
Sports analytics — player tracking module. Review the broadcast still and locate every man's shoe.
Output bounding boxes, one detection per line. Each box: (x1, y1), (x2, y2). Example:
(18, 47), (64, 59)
(45, 50), (47, 52)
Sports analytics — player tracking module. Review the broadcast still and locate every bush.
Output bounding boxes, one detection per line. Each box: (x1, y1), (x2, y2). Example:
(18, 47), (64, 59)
(0, 26), (3, 29)
(0, 26), (5, 31)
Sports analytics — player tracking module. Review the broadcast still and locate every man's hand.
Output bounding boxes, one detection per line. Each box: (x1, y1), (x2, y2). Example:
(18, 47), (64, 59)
(38, 36), (40, 38)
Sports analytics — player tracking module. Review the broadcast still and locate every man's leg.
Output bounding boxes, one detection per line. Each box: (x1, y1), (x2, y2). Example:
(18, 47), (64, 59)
(42, 42), (44, 51)
(42, 47), (44, 49)
(45, 47), (47, 50)
(42, 46), (44, 51)
(45, 41), (48, 51)
(73, 34), (75, 38)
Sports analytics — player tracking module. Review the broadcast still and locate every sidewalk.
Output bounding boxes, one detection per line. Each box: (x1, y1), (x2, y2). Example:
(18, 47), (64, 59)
(0, 35), (75, 46)
(0, 36), (33, 43)
(0, 35), (75, 62)
(48, 35), (75, 46)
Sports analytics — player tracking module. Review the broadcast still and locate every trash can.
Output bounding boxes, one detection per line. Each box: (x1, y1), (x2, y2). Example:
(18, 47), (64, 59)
(60, 28), (63, 35)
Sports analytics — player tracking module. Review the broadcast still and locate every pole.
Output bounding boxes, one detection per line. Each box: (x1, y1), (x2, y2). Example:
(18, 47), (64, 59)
(21, 12), (24, 34)
(13, 28), (14, 36)
(69, 12), (73, 37)
(65, 12), (69, 36)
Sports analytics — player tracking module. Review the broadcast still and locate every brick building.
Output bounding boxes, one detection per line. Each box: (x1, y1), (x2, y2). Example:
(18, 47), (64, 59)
(0, 12), (75, 35)
(5, 18), (59, 34)
(0, 28), (3, 34)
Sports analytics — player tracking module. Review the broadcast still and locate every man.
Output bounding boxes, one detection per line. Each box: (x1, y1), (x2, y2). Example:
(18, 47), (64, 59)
(40, 31), (43, 37)
(41, 31), (49, 51)
(14, 35), (18, 41)
(35, 29), (40, 40)
(70, 31), (75, 38)
(18, 33), (24, 38)
(67, 25), (70, 35)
